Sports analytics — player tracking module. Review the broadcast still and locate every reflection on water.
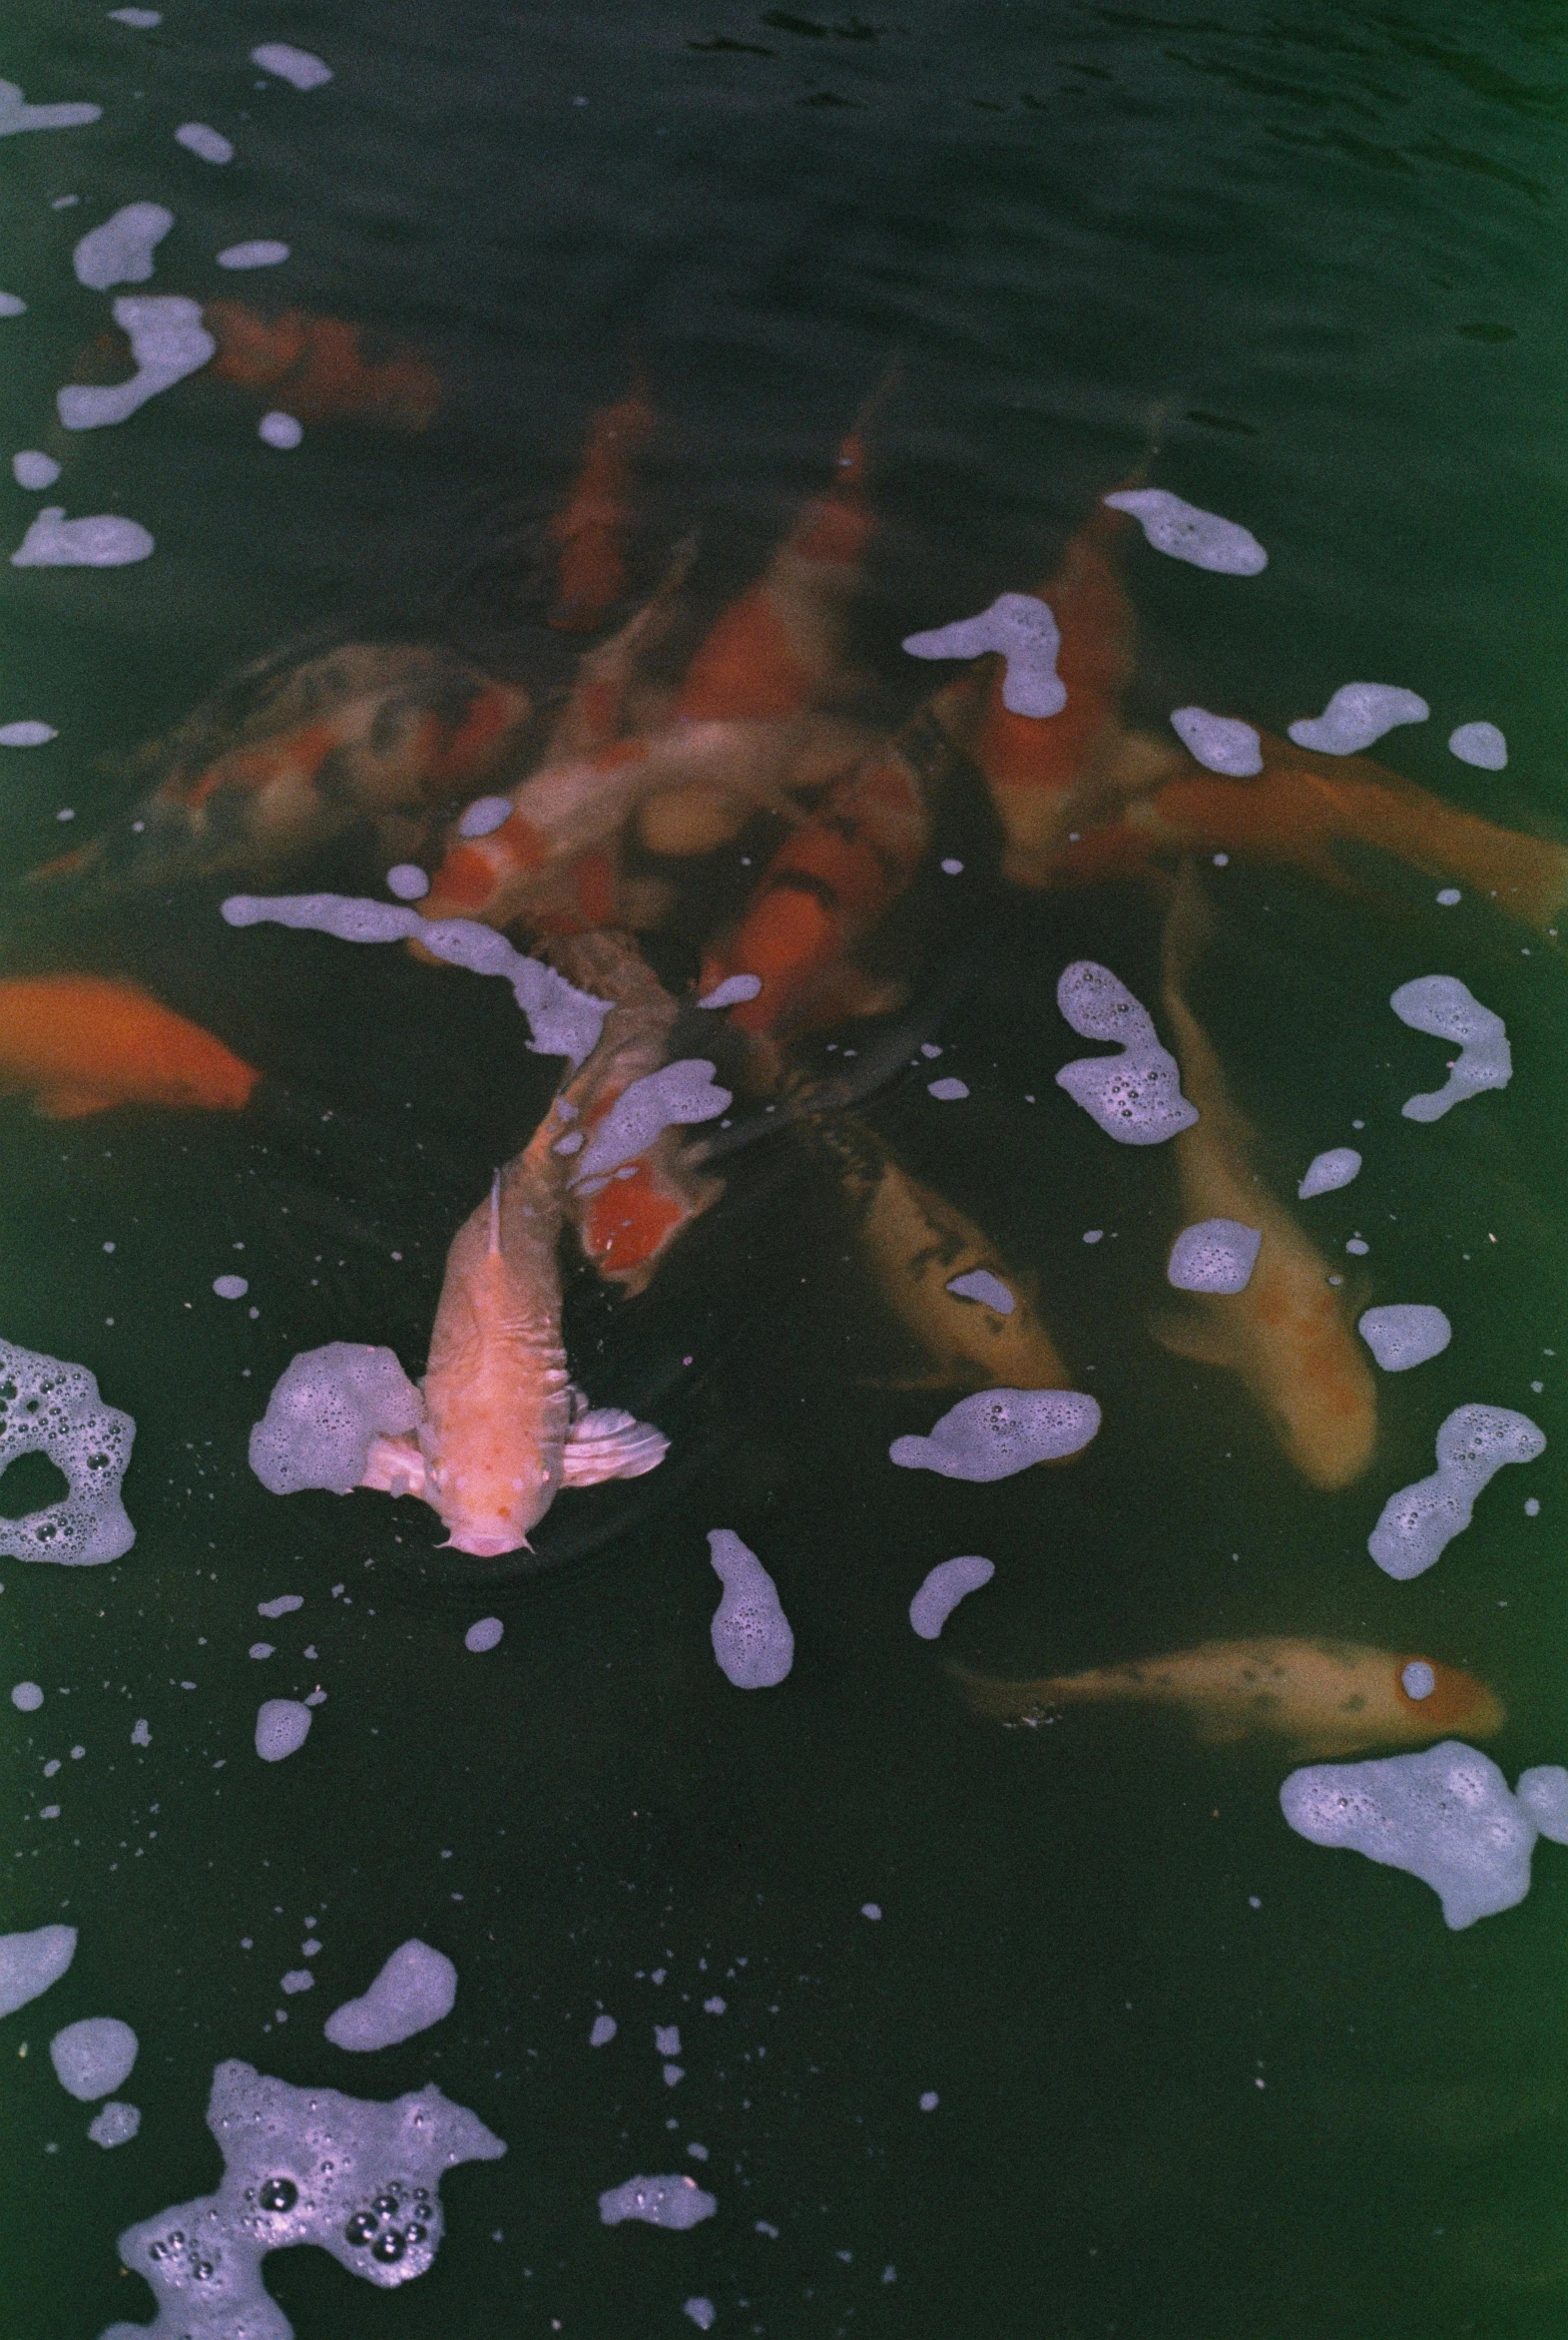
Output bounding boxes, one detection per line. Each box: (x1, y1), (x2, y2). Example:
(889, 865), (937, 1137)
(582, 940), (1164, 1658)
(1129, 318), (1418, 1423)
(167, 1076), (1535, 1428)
(2, 3), (1567, 2336)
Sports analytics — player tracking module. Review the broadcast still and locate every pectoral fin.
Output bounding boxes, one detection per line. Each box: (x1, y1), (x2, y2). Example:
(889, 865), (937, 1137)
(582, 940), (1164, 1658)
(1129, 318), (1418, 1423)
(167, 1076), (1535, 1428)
(1150, 1308), (1236, 1368)
(561, 1404), (669, 1485)
(358, 1432), (428, 1499)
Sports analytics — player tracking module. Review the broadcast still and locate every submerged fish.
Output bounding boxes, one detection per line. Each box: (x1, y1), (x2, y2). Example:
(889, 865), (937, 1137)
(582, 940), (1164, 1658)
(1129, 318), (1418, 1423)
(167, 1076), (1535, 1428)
(547, 377), (657, 633)
(0, 975), (259, 1118)
(1155, 874), (1378, 1490)
(952, 1638), (1503, 1758)
(204, 300), (441, 431)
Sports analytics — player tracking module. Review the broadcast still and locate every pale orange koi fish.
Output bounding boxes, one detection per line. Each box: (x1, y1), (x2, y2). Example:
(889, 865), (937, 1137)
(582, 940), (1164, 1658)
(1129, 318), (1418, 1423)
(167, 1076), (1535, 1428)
(1155, 872), (1377, 1491)
(547, 378), (658, 633)
(204, 301), (442, 432)
(951, 1638), (1504, 1759)
(0, 974), (259, 1118)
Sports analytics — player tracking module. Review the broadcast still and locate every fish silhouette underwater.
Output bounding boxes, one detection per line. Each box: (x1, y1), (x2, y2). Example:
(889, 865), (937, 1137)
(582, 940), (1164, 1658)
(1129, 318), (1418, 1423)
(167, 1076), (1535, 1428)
(0, 975), (259, 1118)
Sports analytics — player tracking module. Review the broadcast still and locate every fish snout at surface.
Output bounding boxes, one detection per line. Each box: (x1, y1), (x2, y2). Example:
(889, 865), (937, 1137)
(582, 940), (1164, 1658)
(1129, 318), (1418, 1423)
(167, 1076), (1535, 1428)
(1404, 1655), (1505, 1741)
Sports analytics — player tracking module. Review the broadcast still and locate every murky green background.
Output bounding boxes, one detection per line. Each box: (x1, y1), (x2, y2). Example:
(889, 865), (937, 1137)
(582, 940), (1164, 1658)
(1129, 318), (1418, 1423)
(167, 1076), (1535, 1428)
(3, 3), (1566, 2334)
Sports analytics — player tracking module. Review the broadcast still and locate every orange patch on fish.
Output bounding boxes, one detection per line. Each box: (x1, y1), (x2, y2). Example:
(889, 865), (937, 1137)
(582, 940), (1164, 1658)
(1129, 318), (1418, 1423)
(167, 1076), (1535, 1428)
(0, 976), (260, 1118)
(205, 301), (441, 431)
(577, 1163), (688, 1281)
(548, 380), (658, 633)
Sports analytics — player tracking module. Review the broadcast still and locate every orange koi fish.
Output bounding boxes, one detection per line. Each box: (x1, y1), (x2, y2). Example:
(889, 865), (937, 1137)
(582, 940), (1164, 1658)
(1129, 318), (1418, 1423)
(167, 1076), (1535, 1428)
(1156, 873), (1377, 1490)
(547, 379), (658, 633)
(205, 301), (441, 432)
(0, 975), (259, 1118)
(37, 645), (530, 892)
(952, 1638), (1503, 1759)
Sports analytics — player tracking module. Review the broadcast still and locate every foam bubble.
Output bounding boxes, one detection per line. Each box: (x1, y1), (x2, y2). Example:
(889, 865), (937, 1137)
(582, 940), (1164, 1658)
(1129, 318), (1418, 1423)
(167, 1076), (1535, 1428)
(1288, 683), (1429, 756)
(221, 893), (609, 1065)
(698, 972), (763, 1010)
(0, 293), (25, 316)
(655, 2024), (682, 2055)
(324, 1941), (457, 2051)
(51, 2016), (138, 2099)
(259, 409), (302, 448)
(218, 240), (290, 271)
(385, 864), (429, 900)
(589, 2015), (617, 2047)
(255, 1699), (312, 1762)
(1516, 1767), (1568, 1843)
(0, 79), (102, 136)
(1298, 1147), (1361, 1200)
(684, 2301), (717, 2331)
(281, 1971), (313, 1995)
(890, 1388), (1101, 1481)
(457, 795), (513, 838)
(58, 294), (215, 429)
(1166, 1218), (1261, 1295)
(213, 1274), (249, 1300)
(73, 204), (173, 292)
(1448, 721), (1507, 770)
(1357, 1305), (1451, 1373)
(1170, 707), (1263, 776)
(0, 1336), (135, 1564)
(175, 122), (233, 164)
(1436, 887), (1461, 906)
(12, 507), (154, 567)
(598, 2174), (717, 2230)
(131, 1719), (150, 1746)
(89, 2100), (141, 2147)
(1103, 488), (1267, 575)
(708, 1529), (793, 1689)
(902, 593), (1066, 718)
(944, 1269), (1013, 1315)
(11, 1680), (43, 1709)
(12, 451), (60, 489)
(0, 1922), (76, 2016)
(109, 8), (162, 23)
(1390, 976), (1510, 1122)
(1368, 1403), (1545, 1578)
(1401, 1661), (1435, 1700)
(100, 2057), (503, 2340)
(250, 1343), (421, 1498)
(0, 720), (57, 746)
(1054, 961), (1198, 1145)
(908, 1554), (994, 1640)
(251, 42), (333, 89)
(464, 1617), (503, 1653)
(1281, 1742), (1554, 1929)
(258, 1594), (302, 1619)
(575, 1059), (732, 1180)
(927, 1076), (969, 1101)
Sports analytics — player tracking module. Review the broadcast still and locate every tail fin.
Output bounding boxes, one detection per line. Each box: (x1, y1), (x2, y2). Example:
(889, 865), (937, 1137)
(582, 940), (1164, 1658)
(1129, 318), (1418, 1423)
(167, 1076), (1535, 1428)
(945, 1660), (1060, 1725)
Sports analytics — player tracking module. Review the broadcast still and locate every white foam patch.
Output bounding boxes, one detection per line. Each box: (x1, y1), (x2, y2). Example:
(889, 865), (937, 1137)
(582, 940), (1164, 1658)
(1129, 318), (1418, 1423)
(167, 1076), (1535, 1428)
(598, 2175), (717, 2230)
(1368, 1403), (1545, 1578)
(258, 1594), (302, 1619)
(218, 240), (290, 271)
(251, 1343), (422, 1497)
(1287, 684), (1429, 756)
(1401, 1661), (1435, 1700)
(698, 972), (763, 1010)
(1357, 1305), (1451, 1373)
(73, 204), (173, 292)
(1517, 1766), (1568, 1842)
(1170, 706), (1263, 776)
(0, 293), (25, 316)
(944, 1269), (1013, 1315)
(1448, 721), (1507, 770)
(684, 2300), (717, 2331)
(213, 1274), (249, 1300)
(908, 1554), (994, 1640)
(1281, 1742), (1568, 1929)
(464, 1616), (503, 1653)
(0, 1336), (135, 1564)
(109, 8), (162, 24)
(51, 2016), (138, 2100)
(0, 721), (57, 746)
(259, 409), (302, 448)
(100, 2057), (503, 2340)
(890, 1387), (1101, 1481)
(12, 507), (154, 567)
(589, 2015), (617, 2047)
(175, 123), (233, 164)
(1055, 961), (1198, 1146)
(1298, 1146), (1360, 1199)
(575, 1059), (732, 1180)
(457, 794), (512, 839)
(1103, 488), (1267, 575)
(0, 1922), (76, 2016)
(708, 1528), (793, 1689)
(12, 1680), (43, 1709)
(1167, 1217), (1261, 1295)
(221, 893), (610, 1065)
(251, 43), (333, 90)
(12, 451), (61, 489)
(0, 79), (102, 136)
(927, 1076), (968, 1101)
(902, 593), (1066, 718)
(255, 1699), (312, 1762)
(324, 1941), (456, 2052)
(385, 864), (429, 900)
(90, 2100), (141, 2147)
(58, 295), (215, 430)
(1390, 976), (1510, 1122)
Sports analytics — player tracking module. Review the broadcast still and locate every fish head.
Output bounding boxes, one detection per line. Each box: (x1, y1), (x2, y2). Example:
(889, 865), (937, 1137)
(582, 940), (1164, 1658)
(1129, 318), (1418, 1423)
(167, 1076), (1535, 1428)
(424, 1428), (557, 1557)
(1398, 1655), (1504, 1740)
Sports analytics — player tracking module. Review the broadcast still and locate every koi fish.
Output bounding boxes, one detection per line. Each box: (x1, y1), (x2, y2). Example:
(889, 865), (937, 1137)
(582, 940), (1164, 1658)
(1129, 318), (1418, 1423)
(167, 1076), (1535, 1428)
(36, 645), (530, 892)
(204, 301), (441, 431)
(0, 974), (259, 1117)
(1040, 730), (1568, 933)
(548, 378), (658, 632)
(951, 1637), (1504, 1758)
(1155, 872), (1377, 1490)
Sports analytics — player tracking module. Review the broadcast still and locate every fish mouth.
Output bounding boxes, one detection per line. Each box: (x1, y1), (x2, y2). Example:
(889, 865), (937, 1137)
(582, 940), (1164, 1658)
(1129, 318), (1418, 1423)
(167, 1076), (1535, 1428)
(439, 1528), (534, 1558)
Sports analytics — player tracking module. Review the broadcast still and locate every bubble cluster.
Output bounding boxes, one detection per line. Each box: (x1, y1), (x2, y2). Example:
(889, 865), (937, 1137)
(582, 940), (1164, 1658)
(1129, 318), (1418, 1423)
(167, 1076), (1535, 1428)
(90, 2101), (142, 2148)
(1288, 683), (1428, 756)
(11, 508), (155, 567)
(1166, 1218), (1262, 1295)
(890, 1388), (1101, 1481)
(598, 2173), (718, 2229)
(574, 1059), (732, 1182)
(1103, 488), (1267, 575)
(1170, 706), (1263, 776)
(1448, 721), (1507, 770)
(1390, 976), (1511, 1122)
(1368, 1404), (1545, 1578)
(73, 204), (174, 292)
(908, 1554), (995, 1640)
(1055, 961), (1198, 1145)
(0, 1922), (77, 2017)
(0, 77), (103, 135)
(1298, 1147), (1361, 1200)
(58, 296), (216, 430)
(51, 2017), (138, 2100)
(902, 593), (1067, 718)
(0, 1336), (135, 1564)
(255, 1700), (312, 1763)
(1357, 1305), (1451, 1373)
(325, 1942), (458, 2053)
(250, 1343), (422, 1497)
(708, 1529), (794, 1689)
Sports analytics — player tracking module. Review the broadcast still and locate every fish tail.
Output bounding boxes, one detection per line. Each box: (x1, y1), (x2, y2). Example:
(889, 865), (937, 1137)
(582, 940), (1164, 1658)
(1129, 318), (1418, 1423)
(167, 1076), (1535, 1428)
(945, 1661), (1065, 1724)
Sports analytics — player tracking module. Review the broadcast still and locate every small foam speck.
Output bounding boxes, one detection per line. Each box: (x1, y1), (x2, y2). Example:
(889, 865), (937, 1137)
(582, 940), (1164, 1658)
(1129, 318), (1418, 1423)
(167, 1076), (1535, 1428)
(218, 240), (290, 271)
(464, 1616), (503, 1653)
(213, 1274), (249, 1299)
(175, 121), (234, 164)
(11, 1681), (43, 1711)
(259, 409), (302, 448)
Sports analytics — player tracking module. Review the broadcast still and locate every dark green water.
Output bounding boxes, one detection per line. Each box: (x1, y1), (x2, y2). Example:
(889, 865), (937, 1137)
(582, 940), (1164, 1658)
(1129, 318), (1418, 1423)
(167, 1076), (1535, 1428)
(3, 3), (1567, 2335)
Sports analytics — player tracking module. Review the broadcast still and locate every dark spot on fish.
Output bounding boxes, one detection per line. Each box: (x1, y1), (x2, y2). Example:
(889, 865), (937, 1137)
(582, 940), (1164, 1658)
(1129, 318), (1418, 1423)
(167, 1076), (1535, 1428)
(312, 746), (357, 807)
(689, 34), (777, 52)
(764, 8), (828, 31)
(1340, 1693), (1367, 1711)
(1187, 409), (1259, 435)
